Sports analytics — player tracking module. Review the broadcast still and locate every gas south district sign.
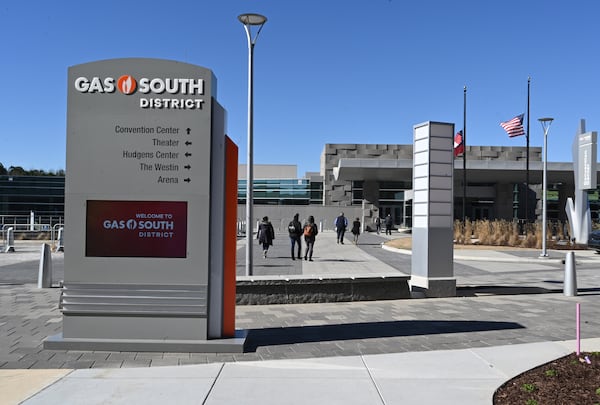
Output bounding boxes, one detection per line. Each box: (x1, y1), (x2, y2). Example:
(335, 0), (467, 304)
(51, 58), (239, 351)
(86, 200), (187, 258)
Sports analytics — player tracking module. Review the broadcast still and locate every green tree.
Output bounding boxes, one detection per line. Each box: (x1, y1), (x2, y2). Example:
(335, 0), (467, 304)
(8, 166), (26, 176)
(0, 163), (65, 176)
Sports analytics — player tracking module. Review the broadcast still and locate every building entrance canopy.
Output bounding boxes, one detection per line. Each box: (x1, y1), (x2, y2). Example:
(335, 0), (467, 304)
(333, 158), (575, 184)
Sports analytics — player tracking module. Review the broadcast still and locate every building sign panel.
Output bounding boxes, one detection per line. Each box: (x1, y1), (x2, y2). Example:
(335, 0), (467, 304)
(577, 132), (597, 191)
(86, 200), (187, 258)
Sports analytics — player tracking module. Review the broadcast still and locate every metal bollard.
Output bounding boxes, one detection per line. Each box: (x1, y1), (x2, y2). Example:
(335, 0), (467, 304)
(564, 251), (577, 296)
(38, 243), (53, 288)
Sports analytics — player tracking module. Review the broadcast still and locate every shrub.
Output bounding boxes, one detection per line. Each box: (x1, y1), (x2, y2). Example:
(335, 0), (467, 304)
(453, 220), (464, 244)
(521, 383), (536, 393)
(464, 220), (473, 244)
(451, 219), (572, 248)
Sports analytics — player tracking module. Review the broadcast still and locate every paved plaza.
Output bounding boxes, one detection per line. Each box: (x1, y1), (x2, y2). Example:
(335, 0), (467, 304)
(1, 231), (600, 403)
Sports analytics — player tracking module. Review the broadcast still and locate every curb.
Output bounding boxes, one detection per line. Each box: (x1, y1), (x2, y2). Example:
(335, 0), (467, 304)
(381, 243), (599, 264)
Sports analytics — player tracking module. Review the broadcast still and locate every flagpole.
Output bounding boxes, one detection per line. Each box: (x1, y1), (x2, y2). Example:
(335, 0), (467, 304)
(463, 85), (467, 221)
(526, 77), (531, 224)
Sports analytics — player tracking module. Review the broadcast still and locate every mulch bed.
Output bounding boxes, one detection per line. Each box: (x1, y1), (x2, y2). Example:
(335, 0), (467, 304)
(494, 352), (600, 404)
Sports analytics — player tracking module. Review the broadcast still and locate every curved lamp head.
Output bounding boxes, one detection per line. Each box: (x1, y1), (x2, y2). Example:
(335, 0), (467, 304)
(538, 117), (554, 134)
(238, 13), (267, 45)
(238, 13), (267, 26)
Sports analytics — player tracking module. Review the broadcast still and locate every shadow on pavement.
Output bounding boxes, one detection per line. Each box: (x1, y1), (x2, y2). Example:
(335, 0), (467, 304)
(458, 285), (600, 297)
(244, 319), (524, 351)
(317, 258), (367, 263)
(457, 286), (555, 296)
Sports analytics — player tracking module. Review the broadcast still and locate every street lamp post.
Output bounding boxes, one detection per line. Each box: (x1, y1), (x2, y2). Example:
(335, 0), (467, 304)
(238, 13), (267, 276)
(538, 117), (554, 258)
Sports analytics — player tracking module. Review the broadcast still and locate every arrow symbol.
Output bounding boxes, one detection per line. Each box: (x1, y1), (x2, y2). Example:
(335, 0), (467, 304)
(184, 165), (191, 170)
(185, 141), (192, 146)
(185, 152), (192, 157)
(184, 178), (191, 183)
(186, 128), (191, 135)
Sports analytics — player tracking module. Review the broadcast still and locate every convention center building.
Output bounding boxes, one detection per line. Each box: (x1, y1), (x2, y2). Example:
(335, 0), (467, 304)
(1, 143), (598, 230)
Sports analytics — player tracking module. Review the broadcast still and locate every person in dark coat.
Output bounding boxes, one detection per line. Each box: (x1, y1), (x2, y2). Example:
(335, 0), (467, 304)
(334, 212), (348, 244)
(385, 214), (393, 235)
(303, 215), (319, 261)
(257, 216), (275, 258)
(351, 217), (361, 244)
(287, 213), (303, 260)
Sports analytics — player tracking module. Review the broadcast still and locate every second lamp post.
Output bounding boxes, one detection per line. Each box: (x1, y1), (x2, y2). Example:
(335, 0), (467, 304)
(238, 13), (267, 276)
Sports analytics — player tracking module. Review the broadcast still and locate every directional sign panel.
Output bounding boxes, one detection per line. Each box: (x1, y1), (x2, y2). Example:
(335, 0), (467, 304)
(65, 59), (215, 284)
(66, 59), (212, 196)
(576, 131), (597, 191)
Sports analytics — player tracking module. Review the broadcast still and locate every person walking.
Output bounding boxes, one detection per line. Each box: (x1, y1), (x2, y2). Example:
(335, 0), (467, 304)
(385, 214), (393, 235)
(334, 212), (348, 244)
(351, 217), (361, 244)
(374, 216), (381, 234)
(303, 215), (318, 261)
(287, 213), (303, 260)
(257, 216), (275, 258)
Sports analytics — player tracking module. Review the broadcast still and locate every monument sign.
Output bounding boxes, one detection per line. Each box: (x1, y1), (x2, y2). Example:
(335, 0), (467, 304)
(45, 58), (241, 352)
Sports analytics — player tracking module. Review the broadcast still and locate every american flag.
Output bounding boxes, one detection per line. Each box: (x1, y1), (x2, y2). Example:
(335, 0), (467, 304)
(500, 114), (525, 137)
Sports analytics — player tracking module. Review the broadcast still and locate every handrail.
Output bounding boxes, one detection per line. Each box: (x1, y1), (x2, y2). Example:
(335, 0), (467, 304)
(52, 223), (65, 248)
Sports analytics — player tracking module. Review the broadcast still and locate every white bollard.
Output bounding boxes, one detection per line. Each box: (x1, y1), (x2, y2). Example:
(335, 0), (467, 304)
(56, 227), (64, 252)
(5, 227), (15, 253)
(564, 251), (577, 296)
(38, 243), (53, 288)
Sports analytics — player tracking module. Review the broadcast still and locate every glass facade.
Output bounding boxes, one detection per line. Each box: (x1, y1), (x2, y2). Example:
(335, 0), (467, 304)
(238, 178), (323, 205)
(0, 176), (324, 216)
(351, 181), (363, 205)
(0, 176), (65, 217)
(378, 181), (412, 228)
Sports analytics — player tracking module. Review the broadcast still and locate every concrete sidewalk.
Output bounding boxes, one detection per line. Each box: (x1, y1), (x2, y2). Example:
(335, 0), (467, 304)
(6, 339), (600, 404)
(2, 233), (600, 404)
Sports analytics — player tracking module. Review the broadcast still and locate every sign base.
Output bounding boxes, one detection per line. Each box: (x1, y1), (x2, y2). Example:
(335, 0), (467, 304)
(43, 330), (247, 353)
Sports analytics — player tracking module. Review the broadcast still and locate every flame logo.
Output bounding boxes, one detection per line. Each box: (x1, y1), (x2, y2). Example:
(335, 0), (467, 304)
(117, 75), (137, 95)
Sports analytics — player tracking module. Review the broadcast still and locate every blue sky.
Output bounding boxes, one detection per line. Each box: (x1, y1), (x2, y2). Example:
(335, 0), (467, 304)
(1, 0), (599, 176)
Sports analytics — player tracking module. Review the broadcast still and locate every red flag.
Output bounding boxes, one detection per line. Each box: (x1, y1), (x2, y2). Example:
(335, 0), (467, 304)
(453, 130), (464, 157)
(500, 114), (525, 137)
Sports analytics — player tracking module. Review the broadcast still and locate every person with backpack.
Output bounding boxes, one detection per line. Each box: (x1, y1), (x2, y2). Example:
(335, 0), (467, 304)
(303, 215), (318, 261)
(351, 217), (361, 244)
(334, 212), (348, 244)
(257, 216), (275, 258)
(287, 213), (303, 260)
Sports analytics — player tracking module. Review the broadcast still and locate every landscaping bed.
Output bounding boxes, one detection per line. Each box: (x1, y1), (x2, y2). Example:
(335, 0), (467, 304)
(494, 352), (600, 405)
